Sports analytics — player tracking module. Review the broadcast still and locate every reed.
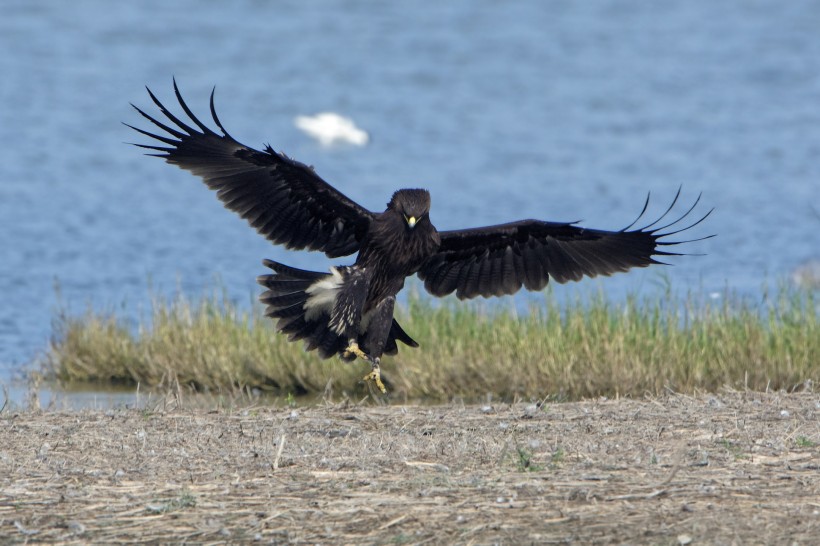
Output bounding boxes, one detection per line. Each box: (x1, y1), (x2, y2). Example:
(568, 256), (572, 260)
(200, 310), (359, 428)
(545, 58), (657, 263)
(45, 283), (818, 400)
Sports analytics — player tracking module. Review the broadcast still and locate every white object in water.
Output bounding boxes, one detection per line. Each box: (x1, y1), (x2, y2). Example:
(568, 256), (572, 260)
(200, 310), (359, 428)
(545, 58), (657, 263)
(294, 112), (369, 146)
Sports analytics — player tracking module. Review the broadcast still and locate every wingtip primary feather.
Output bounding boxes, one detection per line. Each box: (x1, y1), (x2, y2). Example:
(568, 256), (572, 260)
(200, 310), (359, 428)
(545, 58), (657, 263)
(625, 190), (715, 255)
(123, 122), (180, 146)
(209, 86), (232, 138)
(173, 79), (216, 136)
(144, 83), (198, 137)
(621, 192), (651, 232)
(650, 192), (704, 233)
(655, 208), (715, 242)
(131, 143), (174, 155)
(638, 185), (682, 232)
(129, 103), (187, 140)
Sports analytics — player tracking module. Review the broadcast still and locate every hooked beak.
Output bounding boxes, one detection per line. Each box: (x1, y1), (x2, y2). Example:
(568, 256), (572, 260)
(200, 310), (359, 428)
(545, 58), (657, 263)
(407, 216), (417, 228)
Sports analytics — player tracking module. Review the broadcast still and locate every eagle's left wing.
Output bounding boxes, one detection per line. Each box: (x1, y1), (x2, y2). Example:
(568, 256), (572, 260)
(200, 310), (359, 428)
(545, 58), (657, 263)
(418, 193), (712, 300)
(126, 80), (375, 258)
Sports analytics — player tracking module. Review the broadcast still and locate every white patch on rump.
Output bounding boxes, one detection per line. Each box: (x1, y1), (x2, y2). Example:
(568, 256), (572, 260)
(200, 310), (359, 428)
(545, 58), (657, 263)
(304, 267), (344, 320)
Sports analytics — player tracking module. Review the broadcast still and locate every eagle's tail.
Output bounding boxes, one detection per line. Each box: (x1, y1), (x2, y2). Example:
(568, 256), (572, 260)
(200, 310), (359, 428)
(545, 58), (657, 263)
(257, 259), (418, 360)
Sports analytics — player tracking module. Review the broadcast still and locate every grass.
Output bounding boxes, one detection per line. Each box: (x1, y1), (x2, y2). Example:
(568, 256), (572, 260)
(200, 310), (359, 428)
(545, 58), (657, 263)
(513, 446), (545, 472)
(796, 436), (816, 448)
(146, 490), (197, 515)
(43, 282), (818, 400)
(719, 439), (747, 460)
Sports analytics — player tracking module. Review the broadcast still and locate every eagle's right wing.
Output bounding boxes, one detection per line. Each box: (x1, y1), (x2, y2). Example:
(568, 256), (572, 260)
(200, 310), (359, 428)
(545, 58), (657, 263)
(126, 80), (375, 258)
(418, 192), (713, 299)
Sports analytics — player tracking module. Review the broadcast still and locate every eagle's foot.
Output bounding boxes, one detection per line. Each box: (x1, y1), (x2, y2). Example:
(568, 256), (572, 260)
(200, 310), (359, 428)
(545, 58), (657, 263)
(342, 340), (370, 361)
(363, 358), (386, 394)
(342, 341), (386, 393)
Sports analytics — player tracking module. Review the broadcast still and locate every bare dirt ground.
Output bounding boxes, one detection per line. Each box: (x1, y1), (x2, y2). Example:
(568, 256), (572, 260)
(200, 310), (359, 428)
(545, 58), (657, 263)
(1, 391), (818, 545)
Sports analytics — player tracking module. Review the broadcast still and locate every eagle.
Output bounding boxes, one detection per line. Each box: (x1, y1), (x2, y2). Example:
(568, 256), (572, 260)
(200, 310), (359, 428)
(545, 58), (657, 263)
(127, 81), (712, 393)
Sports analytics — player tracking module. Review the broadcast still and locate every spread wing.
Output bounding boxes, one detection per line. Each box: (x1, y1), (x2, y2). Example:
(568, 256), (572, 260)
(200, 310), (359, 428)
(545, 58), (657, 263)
(126, 80), (375, 258)
(418, 191), (713, 299)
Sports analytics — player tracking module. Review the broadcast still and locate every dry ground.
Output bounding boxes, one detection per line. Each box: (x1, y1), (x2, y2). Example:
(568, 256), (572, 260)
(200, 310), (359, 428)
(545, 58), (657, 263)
(1, 391), (818, 544)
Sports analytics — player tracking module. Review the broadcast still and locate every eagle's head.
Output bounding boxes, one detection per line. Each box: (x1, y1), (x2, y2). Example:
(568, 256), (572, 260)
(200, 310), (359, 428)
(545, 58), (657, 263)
(388, 189), (431, 230)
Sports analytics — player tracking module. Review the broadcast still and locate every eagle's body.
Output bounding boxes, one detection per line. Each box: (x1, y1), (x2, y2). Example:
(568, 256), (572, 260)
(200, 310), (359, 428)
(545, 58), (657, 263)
(128, 81), (712, 392)
(258, 189), (440, 377)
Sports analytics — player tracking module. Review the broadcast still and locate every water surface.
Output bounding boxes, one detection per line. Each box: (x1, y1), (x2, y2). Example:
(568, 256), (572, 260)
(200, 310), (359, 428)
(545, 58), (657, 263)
(2, 0), (819, 386)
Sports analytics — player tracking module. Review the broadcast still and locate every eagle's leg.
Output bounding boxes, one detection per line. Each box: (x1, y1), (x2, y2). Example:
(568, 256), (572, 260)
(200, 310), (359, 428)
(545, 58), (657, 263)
(333, 267), (371, 362)
(359, 296), (396, 394)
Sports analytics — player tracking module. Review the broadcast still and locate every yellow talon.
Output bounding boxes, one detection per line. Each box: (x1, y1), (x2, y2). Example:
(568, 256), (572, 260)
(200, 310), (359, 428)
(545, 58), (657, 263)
(343, 340), (370, 361)
(343, 341), (386, 393)
(363, 366), (386, 394)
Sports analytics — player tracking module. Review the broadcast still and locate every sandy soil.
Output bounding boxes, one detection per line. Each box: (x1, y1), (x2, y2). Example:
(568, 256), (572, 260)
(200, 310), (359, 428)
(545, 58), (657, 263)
(1, 391), (818, 544)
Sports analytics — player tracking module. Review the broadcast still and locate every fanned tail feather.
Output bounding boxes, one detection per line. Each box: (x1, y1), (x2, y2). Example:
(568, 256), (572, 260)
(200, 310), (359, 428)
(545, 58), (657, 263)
(257, 259), (348, 359)
(256, 259), (418, 360)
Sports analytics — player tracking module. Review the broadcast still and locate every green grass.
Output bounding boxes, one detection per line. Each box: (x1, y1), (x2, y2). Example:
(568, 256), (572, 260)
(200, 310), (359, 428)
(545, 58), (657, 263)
(515, 447), (544, 472)
(146, 490), (197, 514)
(43, 283), (818, 400)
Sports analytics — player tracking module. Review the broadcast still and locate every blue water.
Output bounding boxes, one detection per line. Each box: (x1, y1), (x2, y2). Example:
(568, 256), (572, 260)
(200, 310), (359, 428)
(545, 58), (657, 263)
(2, 0), (819, 383)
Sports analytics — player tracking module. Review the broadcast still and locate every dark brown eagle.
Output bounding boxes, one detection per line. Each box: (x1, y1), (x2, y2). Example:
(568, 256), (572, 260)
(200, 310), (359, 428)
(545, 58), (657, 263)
(128, 81), (712, 392)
